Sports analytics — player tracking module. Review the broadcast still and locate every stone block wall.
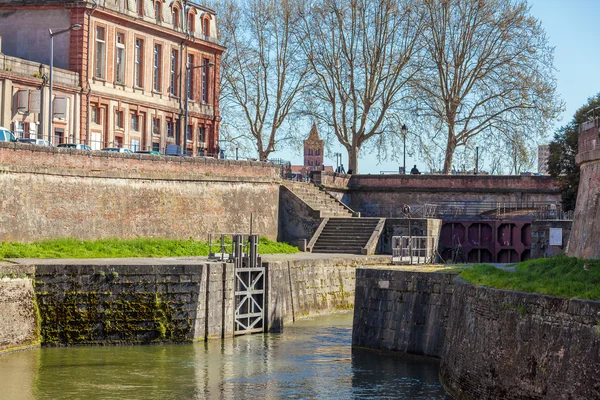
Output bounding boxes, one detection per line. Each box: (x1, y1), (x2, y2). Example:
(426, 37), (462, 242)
(441, 278), (600, 400)
(531, 220), (572, 259)
(314, 171), (561, 217)
(0, 276), (39, 353)
(34, 263), (235, 345)
(0, 144), (280, 241)
(265, 256), (387, 331)
(278, 185), (322, 245)
(569, 148), (600, 259)
(352, 269), (456, 357)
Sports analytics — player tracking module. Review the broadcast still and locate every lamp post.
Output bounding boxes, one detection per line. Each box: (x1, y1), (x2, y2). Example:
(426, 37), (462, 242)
(48, 24), (81, 144)
(401, 124), (408, 174)
(334, 152), (342, 172)
(184, 60), (215, 155)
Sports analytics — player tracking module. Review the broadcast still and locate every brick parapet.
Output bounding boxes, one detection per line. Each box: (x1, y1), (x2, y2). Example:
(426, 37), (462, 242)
(0, 142), (282, 182)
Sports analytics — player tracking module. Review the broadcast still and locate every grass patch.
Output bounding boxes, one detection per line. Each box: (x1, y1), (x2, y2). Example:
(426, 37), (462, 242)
(460, 256), (600, 300)
(0, 237), (298, 259)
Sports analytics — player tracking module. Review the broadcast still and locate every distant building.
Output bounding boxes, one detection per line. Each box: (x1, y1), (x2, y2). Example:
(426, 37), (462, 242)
(538, 145), (550, 174)
(0, 0), (224, 155)
(290, 123), (333, 180)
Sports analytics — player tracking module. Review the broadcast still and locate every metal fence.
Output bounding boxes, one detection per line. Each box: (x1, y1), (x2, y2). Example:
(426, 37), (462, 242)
(392, 235), (439, 265)
(361, 201), (566, 220)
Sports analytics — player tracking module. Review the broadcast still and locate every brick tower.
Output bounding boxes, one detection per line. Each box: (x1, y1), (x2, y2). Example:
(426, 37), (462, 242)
(304, 123), (324, 168)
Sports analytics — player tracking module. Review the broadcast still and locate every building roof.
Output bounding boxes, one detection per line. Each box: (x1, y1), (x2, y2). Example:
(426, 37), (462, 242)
(306, 123), (321, 143)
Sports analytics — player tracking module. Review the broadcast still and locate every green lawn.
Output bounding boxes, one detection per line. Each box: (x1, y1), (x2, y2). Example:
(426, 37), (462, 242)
(0, 237), (298, 259)
(460, 256), (600, 301)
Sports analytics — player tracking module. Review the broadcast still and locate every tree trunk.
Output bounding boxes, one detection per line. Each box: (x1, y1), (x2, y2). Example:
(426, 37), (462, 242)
(348, 146), (359, 174)
(442, 132), (456, 174)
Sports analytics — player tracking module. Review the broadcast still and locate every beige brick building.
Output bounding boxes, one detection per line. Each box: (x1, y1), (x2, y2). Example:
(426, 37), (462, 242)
(0, 0), (224, 155)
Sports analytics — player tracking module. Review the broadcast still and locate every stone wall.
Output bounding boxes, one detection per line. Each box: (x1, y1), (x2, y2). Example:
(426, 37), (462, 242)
(265, 256), (387, 332)
(352, 268), (456, 357)
(0, 144), (280, 241)
(569, 148), (600, 259)
(34, 262), (234, 345)
(278, 185), (322, 245)
(441, 278), (600, 400)
(0, 275), (39, 353)
(314, 171), (561, 217)
(531, 220), (572, 259)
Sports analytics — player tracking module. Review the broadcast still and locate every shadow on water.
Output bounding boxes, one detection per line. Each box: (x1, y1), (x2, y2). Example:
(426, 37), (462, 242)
(0, 313), (449, 400)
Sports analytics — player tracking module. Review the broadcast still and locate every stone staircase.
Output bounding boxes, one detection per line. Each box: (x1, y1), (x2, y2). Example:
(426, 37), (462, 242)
(283, 181), (354, 218)
(311, 218), (385, 255)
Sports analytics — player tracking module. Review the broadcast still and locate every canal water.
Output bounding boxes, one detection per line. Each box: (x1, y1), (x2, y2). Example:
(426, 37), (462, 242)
(0, 313), (449, 399)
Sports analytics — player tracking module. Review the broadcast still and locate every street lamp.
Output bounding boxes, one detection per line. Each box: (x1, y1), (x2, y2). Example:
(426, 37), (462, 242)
(401, 124), (408, 174)
(184, 60), (215, 155)
(48, 24), (81, 144)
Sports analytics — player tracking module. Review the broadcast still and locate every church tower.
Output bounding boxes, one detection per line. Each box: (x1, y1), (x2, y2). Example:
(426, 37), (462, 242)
(304, 123), (324, 169)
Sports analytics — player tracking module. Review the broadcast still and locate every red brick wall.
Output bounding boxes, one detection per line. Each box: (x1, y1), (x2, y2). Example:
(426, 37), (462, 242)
(0, 142), (281, 181)
(0, 144), (281, 242)
(316, 171), (561, 216)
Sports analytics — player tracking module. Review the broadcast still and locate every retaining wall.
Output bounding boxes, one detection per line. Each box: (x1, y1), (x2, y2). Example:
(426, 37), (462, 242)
(0, 275), (39, 353)
(34, 263), (234, 345)
(313, 171), (561, 217)
(265, 256), (388, 331)
(441, 279), (600, 400)
(352, 268), (600, 399)
(352, 268), (456, 357)
(0, 144), (280, 241)
(570, 148), (600, 259)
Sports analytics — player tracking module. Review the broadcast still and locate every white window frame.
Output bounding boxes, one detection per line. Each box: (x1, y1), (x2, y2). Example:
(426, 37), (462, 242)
(115, 32), (126, 84)
(95, 26), (106, 79)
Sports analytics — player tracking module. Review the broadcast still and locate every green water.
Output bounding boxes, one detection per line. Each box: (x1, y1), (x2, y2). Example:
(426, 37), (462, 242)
(0, 313), (449, 399)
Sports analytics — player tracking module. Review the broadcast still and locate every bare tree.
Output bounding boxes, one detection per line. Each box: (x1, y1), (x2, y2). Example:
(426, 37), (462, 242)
(417, 0), (562, 174)
(217, 0), (308, 160)
(298, 0), (424, 173)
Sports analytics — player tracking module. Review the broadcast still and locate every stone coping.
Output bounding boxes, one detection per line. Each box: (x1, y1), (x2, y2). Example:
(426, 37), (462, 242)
(8, 253), (393, 266)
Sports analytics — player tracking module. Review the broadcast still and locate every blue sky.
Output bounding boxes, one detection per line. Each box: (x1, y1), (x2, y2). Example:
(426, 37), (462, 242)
(269, 0), (600, 174)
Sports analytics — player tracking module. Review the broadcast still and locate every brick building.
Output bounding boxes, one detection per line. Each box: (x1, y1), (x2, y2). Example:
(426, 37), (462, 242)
(0, 0), (224, 155)
(290, 123), (332, 180)
(537, 144), (550, 174)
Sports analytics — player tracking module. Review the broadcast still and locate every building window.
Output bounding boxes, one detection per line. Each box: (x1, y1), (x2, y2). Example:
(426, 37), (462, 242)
(153, 43), (162, 92)
(152, 142), (160, 152)
(203, 18), (209, 37)
(154, 1), (162, 23)
(131, 139), (140, 152)
(95, 26), (106, 79)
(202, 58), (209, 103)
(187, 54), (194, 100)
(91, 106), (100, 124)
(186, 124), (192, 140)
(115, 110), (124, 128)
(152, 117), (160, 135)
(172, 6), (181, 28)
(198, 126), (204, 143)
(115, 32), (126, 84)
(137, 0), (143, 16)
(187, 12), (195, 33)
(13, 121), (24, 138)
(135, 38), (143, 87)
(167, 120), (174, 137)
(131, 114), (139, 131)
(170, 49), (178, 96)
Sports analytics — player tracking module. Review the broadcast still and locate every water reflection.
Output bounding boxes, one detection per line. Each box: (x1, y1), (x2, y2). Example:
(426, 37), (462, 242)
(0, 313), (449, 399)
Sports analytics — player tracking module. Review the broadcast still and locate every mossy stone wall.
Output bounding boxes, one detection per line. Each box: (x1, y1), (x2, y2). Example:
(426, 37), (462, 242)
(34, 263), (235, 345)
